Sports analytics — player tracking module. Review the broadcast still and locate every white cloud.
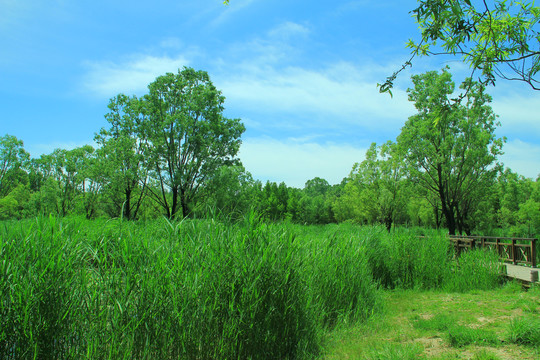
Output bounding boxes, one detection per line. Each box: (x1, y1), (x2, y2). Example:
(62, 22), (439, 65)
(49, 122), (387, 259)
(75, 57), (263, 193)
(217, 61), (415, 130)
(27, 140), (97, 158)
(491, 92), (540, 137)
(267, 21), (310, 41)
(500, 139), (540, 179)
(82, 54), (190, 97)
(239, 137), (367, 187)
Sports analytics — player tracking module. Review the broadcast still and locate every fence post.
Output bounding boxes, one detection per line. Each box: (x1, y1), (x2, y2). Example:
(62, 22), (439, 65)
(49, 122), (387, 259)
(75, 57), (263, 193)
(532, 239), (537, 268)
(512, 239), (517, 265)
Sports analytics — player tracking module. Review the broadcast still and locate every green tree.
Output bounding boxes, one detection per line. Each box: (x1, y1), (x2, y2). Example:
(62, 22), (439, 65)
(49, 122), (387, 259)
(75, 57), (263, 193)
(397, 68), (504, 235)
(197, 165), (255, 219)
(0, 134), (30, 197)
(143, 67), (245, 218)
(47, 146), (95, 216)
(337, 142), (406, 230)
(380, 0), (540, 95)
(298, 177), (334, 224)
(0, 184), (31, 220)
(95, 94), (149, 220)
(415, 0), (540, 89)
(332, 179), (364, 223)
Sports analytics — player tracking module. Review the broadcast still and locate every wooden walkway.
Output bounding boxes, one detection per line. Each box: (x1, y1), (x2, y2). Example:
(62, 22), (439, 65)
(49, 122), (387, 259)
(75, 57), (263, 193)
(504, 263), (539, 285)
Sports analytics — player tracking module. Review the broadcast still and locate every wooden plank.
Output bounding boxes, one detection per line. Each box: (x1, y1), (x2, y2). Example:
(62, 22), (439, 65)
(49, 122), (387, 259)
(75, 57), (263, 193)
(504, 264), (539, 283)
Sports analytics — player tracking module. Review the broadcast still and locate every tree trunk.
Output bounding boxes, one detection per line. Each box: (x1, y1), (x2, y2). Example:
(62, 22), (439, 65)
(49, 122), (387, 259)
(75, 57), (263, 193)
(124, 187), (132, 220)
(180, 187), (189, 219)
(170, 187), (178, 219)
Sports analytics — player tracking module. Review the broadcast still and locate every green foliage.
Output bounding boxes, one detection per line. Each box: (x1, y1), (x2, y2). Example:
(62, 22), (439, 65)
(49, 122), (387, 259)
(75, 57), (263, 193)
(508, 316), (540, 347)
(444, 249), (502, 292)
(472, 349), (503, 360)
(95, 94), (149, 220)
(365, 343), (424, 360)
(1, 217), (399, 359)
(364, 228), (451, 289)
(303, 228), (383, 328)
(0, 134), (30, 197)
(0, 184), (30, 220)
(143, 67), (245, 219)
(381, 0), (540, 93)
(446, 325), (500, 347)
(398, 69), (504, 235)
(334, 142), (407, 230)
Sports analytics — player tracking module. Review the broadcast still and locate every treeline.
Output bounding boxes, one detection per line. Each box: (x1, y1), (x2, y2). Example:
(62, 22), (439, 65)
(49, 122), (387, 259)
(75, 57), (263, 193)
(0, 67), (538, 237)
(0, 134), (538, 236)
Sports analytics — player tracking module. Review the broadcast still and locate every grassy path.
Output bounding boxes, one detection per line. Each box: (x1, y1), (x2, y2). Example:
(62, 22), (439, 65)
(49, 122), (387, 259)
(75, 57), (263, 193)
(321, 283), (540, 360)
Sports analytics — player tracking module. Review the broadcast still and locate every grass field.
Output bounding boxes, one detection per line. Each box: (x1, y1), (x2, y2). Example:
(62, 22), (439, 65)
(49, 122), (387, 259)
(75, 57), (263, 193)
(0, 215), (537, 359)
(322, 284), (540, 359)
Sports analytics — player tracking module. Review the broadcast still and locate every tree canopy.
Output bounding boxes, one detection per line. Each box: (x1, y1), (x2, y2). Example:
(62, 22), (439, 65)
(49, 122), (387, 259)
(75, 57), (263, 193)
(380, 0), (540, 95)
(143, 67), (245, 218)
(397, 68), (505, 234)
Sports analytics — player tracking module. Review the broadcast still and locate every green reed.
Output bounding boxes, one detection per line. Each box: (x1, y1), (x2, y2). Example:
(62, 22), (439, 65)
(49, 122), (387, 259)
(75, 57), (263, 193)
(0, 217), (506, 359)
(1, 215), (321, 359)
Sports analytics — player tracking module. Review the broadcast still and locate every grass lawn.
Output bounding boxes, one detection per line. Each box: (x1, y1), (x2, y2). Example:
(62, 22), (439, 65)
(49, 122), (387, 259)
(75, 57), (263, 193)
(321, 282), (540, 360)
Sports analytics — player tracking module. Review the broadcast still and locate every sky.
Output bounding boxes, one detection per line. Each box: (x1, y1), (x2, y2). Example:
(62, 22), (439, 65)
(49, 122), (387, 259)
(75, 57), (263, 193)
(1, 0), (539, 188)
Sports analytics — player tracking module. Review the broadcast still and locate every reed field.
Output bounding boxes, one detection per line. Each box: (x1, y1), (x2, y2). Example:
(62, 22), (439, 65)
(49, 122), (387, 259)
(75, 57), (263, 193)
(0, 215), (525, 359)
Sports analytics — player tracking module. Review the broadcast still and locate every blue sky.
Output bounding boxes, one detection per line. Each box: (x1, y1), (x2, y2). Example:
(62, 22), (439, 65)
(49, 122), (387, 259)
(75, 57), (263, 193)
(2, 0), (539, 188)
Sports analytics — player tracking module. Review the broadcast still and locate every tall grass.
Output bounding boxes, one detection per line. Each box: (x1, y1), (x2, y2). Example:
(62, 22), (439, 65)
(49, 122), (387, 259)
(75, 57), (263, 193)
(443, 248), (503, 292)
(1, 215), (322, 359)
(299, 226), (382, 328)
(0, 217), (506, 359)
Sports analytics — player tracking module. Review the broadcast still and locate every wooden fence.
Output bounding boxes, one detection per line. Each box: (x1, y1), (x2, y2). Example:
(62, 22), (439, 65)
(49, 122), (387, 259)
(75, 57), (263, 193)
(450, 235), (537, 268)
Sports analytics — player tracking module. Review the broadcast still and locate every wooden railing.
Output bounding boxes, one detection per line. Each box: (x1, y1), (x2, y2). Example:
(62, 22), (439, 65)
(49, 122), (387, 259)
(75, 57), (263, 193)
(450, 235), (537, 268)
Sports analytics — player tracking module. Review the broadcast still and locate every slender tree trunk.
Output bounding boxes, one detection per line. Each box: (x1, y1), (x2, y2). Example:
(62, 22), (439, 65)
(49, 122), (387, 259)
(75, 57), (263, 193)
(384, 214), (392, 232)
(124, 187), (132, 220)
(171, 187), (178, 219)
(437, 164), (456, 235)
(180, 187), (189, 219)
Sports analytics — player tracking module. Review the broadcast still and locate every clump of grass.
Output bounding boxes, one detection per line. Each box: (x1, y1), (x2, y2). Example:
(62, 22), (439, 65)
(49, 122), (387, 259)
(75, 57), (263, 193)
(472, 349), (502, 360)
(362, 228), (451, 290)
(444, 248), (503, 292)
(446, 325), (500, 347)
(507, 316), (540, 347)
(365, 343), (424, 360)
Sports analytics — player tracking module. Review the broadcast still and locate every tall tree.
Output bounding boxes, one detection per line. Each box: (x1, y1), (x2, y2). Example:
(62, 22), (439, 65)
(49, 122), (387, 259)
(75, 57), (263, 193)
(0, 134), (30, 197)
(380, 0), (540, 95)
(397, 68), (505, 235)
(143, 67), (245, 218)
(48, 146), (95, 216)
(336, 142), (406, 230)
(95, 94), (149, 220)
(299, 177), (334, 224)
